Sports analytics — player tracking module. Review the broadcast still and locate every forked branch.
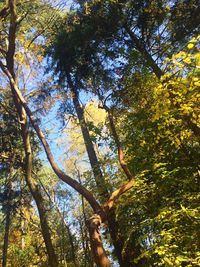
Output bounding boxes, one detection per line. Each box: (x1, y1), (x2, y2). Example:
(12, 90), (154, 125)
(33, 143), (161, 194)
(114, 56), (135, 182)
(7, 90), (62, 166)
(103, 179), (135, 215)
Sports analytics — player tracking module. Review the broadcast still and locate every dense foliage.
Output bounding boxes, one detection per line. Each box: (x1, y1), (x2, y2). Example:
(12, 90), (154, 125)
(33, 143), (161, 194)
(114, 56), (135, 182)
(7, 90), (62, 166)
(0, 0), (199, 266)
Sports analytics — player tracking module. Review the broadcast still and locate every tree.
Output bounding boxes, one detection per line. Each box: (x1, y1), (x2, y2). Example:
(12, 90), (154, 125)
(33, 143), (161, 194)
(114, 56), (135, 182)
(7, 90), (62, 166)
(1, 1), (199, 266)
(115, 36), (200, 266)
(0, 1), (135, 266)
(0, 1), (60, 265)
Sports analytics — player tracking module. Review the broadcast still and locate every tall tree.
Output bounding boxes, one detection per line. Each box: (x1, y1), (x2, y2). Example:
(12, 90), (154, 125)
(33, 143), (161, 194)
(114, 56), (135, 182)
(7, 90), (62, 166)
(0, 1), (59, 265)
(0, 1), (135, 266)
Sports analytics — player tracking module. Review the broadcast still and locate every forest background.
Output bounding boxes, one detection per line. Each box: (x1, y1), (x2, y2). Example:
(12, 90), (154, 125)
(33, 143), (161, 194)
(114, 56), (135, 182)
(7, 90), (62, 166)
(0, 0), (200, 266)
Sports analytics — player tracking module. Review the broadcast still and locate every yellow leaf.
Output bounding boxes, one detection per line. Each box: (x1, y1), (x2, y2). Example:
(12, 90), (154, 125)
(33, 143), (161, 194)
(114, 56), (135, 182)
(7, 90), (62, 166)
(187, 43), (194, 49)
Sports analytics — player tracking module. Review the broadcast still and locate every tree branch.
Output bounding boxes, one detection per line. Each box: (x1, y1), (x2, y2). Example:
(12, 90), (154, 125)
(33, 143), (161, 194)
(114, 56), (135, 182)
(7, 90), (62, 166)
(0, 61), (102, 215)
(103, 179), (135, 214)
(6, 0), (17, 75)
(0, 6), (9, 20)
(124, 24), (163, 79)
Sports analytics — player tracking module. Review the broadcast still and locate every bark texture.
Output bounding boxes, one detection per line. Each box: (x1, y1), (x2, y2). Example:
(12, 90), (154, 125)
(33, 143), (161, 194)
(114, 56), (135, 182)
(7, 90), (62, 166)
(20, 104), (58, 267)
(2, 186), (12, 267)
(88, 215), (111, 267)
(66, 74), (132, 265)
(106, 106), (133, 181)
(0, 61), (139, 266)
(67, 73), (109, 200)
(3, 2), (58, 265)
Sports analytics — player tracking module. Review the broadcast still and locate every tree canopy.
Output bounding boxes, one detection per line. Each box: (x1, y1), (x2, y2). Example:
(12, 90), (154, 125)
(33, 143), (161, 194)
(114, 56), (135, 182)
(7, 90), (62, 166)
(0, 1), (200, 267)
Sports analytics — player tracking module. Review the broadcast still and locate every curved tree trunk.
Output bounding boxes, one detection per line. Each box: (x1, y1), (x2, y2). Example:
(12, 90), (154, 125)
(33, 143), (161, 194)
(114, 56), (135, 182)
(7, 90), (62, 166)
(1, 62), (136, 267)
(105, 107), (133, 181)
(102, 105), (149, 266)
(5, 10), (58, 261)
(67, 73), (128, 265)
(1, 57), (135, 267)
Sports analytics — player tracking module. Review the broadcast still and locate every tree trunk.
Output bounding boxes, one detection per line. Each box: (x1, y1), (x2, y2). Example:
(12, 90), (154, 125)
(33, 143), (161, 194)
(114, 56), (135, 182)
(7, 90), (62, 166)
(0, 57), (110, 267)
(1, 62), (136, 267)
(10, 82), (58, 267)
(124, 25), (163, 79)
(3, 1), (58, 264)
(0, 63), (135, 267)
(38, 176), (78, 267)
(2, 208), (11, 267)
(67, 73), (129, 265)
(77, 169), (95, 267)
(67, 73), (109, 201)
(21, 120), (58, 267)
(103, 107), (148, 266)
(2, 188), (12, 267)
(6, 80), (58, 267)
(87, 215), (111, 267)
(106, 107), (132, 181)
